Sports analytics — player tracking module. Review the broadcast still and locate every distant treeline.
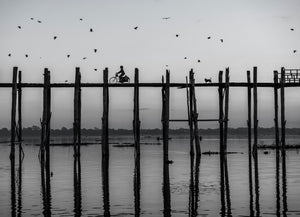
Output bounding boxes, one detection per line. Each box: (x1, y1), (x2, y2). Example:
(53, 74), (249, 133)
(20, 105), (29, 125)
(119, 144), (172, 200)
(0, 126), (300, 137)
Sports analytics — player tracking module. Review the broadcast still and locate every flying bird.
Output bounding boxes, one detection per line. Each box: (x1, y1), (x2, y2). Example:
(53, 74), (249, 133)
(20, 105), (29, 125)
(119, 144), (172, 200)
(18, 26), (21, 29)
(162, 17), (171, 20)
(94, 49), (97, 53)
(90, 28), (93, 32)
(53, 36), (57, 40)
(184, 57), (187, 59)
(197, 59), (200, 63)
(220, 39), (224, 43)
(294, 50), (297, 53)
(176, 34), (179, 37)
(25, 54), (28, 58)
(207, 36), (211, 39)
(67, 55), (70, 58)
(37, 20), (42, 23)
(134, 26), (138, 30)
(65, 80), (68, 82)
(94, 68), (98, 71)
(8, 53), (11, 57)
(80, 18), (83, 21)
(291, 28), (294, 31)
(30, 18), (34, 20)
(83, 57), (87, 60)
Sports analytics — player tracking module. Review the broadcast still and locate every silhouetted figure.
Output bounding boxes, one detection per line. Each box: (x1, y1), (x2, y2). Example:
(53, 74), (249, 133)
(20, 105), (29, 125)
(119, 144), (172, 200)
(94, 49), (97, 53)
(53, 36), (57, 40)
(115, 65), (127, 83)
(90, 28), (93, 32)
(18, 26), (21, 29)
(204, 78), (212, 83)
(207, 36), (211, 39)
(134, 26), (138, 30)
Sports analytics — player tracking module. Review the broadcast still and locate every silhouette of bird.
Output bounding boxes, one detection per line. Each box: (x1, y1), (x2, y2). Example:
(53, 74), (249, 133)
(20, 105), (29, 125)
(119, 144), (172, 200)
(90, 28), (93, 32)
(94, 49), (97, 53)
(197, 59), (200, 63)
(83, 57), (87, 60)
(25, 54), (28, 58)
(294, 50), (297, 53)
(53, 36), (57, 40)
(18, 26), (21, 29)
(37, 20), (42, 23)
(176, 34), (179, 37)
(67, 54), (70, 58)
(134, 26), (138, 30)
(8, 53), (11, 57)
(207, 36), (211, 39)
(166, 160), (174, 164)
(291, 28), (294, 31)
(94, 68), (98, 71)
(220, 39), (223, 43)
(184, 57), (187, 59)
(30, 18), (34, 20)
(65, 80), (68, 82)
(162, 17), (171, 20)
(80, 18), (83, 21)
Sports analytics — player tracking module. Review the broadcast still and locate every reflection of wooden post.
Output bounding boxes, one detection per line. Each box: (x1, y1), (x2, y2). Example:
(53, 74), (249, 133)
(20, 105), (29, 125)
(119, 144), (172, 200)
(74, 67), (81, 157)
(247, 70), (254, 216)
(162, 70), (170, 162)
(133, 68), (140, 157)
(102, 68), (109, 157)
(190, 69), (201, 156)
(10, 67), (18, 160)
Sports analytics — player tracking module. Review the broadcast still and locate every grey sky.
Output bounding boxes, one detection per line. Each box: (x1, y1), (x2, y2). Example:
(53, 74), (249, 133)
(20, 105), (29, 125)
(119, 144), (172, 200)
(0, 0), (300, 129)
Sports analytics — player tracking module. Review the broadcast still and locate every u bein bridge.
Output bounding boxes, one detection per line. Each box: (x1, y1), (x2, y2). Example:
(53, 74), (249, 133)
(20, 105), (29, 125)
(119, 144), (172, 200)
(3, 66), (298, 216)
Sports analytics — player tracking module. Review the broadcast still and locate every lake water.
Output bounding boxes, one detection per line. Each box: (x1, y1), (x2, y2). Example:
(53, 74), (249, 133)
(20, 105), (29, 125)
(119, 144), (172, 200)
(0, 136), (300, 216)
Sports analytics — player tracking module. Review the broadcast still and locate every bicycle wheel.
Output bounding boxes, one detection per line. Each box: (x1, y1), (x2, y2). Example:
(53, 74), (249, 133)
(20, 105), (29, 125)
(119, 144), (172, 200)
(109, 77), (117, 83)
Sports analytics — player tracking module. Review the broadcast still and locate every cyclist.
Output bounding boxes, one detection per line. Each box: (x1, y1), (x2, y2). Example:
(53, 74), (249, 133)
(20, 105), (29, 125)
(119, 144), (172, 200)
(115, 65), (126, 83)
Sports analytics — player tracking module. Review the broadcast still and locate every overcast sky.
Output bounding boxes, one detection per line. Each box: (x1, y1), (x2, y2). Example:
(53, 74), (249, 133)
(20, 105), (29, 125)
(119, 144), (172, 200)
(0, 0), (300, 129)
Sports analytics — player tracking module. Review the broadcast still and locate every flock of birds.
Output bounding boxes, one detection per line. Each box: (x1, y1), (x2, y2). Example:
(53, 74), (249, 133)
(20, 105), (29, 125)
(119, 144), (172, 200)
(6, 16), (298, 70)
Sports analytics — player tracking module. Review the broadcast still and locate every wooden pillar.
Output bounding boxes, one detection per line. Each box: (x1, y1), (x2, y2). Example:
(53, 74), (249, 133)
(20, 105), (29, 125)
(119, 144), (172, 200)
(10, 67), (18, 160)
(253, 66), (260, 216)
(17, 70), (22, 142)
(187, 75), (194, 156)
(74, 67), (81, 157)
(102, 68), (109, 157)
(247, 70), (254, 216)
(133, 68), (140, 157)
(162, 70), (170, 162)
(218, 70), (225, 214)
(190, 69), (201, 156)
(223, 68), (230, 152)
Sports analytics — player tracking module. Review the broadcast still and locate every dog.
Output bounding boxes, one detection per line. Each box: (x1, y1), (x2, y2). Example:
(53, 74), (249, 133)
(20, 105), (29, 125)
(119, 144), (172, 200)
(204, 77), (212, 83)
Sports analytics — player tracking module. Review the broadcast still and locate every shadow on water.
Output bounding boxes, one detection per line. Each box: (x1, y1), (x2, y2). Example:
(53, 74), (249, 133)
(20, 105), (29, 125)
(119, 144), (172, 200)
(134, 154), (141, 217)
(73, 155), (82, 216)
(102, 155), (110, 217)
(188, 155), (201, 217)
(163, 158), (171, 217)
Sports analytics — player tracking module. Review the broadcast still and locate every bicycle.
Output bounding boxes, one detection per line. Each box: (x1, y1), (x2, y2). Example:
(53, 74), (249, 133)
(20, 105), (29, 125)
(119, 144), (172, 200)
(109, 75), (130, 83)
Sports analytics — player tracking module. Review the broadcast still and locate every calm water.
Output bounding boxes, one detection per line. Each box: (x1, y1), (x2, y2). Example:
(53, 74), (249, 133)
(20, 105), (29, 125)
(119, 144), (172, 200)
(1, 136), (300, 216)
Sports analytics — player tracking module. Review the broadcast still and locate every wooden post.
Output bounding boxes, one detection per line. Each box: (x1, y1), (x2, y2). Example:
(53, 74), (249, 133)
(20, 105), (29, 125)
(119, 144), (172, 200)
(247, 70), (254, 216)
(17, 70), (22, 143)
(253, 66), (260, 216)
(218, 70), (225, 214)
(102, 68), (109, 157)
(10, 67), (18, 160)
(223, 68), (230, 152)
(133, 68), (140, 157)
(162, 70), (170, 162)
(74, 67), (81, 157)
(190, 69), (201, 156)
(188, 73), (195, 156)
(280, 67), (288, 215)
